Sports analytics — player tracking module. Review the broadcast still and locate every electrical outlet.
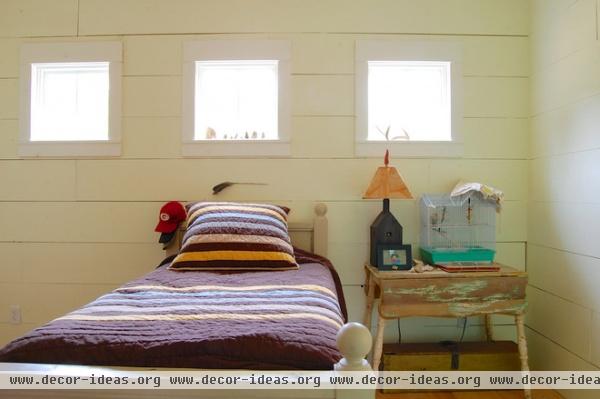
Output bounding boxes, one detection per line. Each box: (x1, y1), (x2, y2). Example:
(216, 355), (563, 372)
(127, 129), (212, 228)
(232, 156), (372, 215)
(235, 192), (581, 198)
(10, 305), (21, 324)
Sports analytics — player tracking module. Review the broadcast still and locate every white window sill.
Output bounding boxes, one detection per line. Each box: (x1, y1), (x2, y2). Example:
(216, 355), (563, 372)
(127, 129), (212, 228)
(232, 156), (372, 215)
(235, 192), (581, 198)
(18, 141), (121, 158)
(356, 141), (464, 158)
(182, 140), (290, 157)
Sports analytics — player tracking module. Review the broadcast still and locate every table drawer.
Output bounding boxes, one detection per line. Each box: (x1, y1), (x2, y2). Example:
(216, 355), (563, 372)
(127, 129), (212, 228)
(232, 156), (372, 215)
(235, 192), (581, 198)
(378, 276), (527, 317)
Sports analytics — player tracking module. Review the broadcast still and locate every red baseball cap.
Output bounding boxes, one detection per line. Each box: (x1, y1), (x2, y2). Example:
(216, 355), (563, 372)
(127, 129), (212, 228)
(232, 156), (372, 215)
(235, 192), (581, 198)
(155, 201), (186, 233)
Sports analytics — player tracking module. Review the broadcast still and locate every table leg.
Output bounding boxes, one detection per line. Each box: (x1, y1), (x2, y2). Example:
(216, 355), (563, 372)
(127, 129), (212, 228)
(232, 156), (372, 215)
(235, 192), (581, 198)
(363, 278), (375, 332)
(515, 314), (531, 399)
(372, 316), (387, 371)
(485, 314), (494, 342)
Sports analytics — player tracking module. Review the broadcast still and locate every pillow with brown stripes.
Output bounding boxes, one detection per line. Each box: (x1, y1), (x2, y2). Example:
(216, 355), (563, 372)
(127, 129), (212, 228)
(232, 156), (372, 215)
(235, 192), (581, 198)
(168, 202), (298, 271)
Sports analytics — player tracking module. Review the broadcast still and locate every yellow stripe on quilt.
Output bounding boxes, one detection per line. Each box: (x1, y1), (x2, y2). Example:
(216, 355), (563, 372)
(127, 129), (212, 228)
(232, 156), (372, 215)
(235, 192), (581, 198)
(184, 233), (293, 248)
(174, 250), (296, 263)
(188, 205), (287, 225)
(57, 312), (342, 329)
(116, 284), (337, 298)
(171, 266), (298, 271)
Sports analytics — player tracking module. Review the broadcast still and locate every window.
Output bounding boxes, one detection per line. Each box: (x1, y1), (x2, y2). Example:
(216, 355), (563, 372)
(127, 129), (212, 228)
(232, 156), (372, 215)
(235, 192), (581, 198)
(368, 61), (451, 142)
(19, 42), (122, 157)
(194, 60), (278, 141)
(31, 62), (109, 141)
(182, 40), (291, 157)
(356, 40), (463, 157)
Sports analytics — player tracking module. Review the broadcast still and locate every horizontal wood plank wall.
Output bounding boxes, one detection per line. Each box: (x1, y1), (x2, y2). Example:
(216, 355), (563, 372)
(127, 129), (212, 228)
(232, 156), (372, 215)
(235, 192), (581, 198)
(528, 1), (600, 398)
(0, 0), (528, 346)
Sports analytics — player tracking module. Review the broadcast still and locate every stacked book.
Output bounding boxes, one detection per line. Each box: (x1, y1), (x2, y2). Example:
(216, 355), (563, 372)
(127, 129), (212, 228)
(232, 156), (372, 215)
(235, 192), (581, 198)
(435, 261), (500, 273)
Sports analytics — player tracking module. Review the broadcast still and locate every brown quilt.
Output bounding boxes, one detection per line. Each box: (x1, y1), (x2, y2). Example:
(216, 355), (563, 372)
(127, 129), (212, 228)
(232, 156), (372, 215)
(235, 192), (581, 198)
(0, 249), (347, 370)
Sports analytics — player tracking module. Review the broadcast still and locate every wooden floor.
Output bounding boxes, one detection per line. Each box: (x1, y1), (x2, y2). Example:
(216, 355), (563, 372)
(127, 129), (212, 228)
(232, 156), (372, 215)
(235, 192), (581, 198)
(377, 390), (562, 399)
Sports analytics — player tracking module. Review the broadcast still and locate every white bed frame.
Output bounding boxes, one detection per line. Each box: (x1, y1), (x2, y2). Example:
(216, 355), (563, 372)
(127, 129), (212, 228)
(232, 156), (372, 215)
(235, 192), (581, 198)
(0, 203), (374, 399)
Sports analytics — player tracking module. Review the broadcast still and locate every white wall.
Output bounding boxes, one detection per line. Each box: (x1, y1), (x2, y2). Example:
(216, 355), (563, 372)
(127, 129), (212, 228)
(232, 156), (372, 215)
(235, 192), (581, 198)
(0, 0), (529, 346)
(528, 0), (600, 397)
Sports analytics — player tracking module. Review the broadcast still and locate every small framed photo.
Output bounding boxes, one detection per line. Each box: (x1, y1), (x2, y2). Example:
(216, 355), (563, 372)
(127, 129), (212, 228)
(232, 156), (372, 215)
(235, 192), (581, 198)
(377, 244), (413, 271)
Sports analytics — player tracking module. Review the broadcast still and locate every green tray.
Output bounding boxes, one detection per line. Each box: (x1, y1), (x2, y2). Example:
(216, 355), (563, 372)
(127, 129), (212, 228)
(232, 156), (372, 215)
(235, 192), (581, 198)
(420, 247), (496, 265)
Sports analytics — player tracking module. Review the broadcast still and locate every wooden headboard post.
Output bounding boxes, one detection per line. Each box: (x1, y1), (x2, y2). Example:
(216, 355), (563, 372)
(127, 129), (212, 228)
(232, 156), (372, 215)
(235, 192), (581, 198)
(163, 202), (329, 259)
(313, 203), (328, 257)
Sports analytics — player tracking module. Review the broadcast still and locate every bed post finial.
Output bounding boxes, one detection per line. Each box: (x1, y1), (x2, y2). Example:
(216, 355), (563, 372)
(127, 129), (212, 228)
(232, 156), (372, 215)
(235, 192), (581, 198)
(315, 202), (327, 217)
(313, 203), (328, 257)
(334, 322), (373, 371)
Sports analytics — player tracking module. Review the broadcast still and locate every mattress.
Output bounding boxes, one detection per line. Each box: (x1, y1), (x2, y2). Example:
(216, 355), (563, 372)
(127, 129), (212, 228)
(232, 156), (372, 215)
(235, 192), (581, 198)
(0, 249), (347, 370)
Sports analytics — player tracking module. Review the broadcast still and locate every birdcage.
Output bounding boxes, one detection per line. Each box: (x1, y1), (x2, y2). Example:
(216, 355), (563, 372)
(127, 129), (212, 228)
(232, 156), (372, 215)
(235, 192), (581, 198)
(419, 193), (496, 264)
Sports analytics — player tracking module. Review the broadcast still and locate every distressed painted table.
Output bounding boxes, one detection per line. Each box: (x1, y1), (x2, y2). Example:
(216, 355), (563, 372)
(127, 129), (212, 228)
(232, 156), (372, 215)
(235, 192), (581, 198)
(363, 263), (529, 383)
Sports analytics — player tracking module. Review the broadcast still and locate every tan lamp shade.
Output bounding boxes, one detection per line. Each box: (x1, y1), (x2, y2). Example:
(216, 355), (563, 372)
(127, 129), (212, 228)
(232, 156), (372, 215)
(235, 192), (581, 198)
(363, 151), (413, 199)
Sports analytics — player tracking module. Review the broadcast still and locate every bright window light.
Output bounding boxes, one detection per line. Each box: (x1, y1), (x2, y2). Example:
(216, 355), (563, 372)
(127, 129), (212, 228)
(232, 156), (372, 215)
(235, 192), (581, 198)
(30, 62), (109, 141)
(368, 61), (451, 142)
(194, 60), (278, 140)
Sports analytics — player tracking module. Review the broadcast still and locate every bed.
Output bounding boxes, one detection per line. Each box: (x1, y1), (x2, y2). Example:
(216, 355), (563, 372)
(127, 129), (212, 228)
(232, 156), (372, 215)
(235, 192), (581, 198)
(0, 249), (346, 370)
(0, 202), (373, 399)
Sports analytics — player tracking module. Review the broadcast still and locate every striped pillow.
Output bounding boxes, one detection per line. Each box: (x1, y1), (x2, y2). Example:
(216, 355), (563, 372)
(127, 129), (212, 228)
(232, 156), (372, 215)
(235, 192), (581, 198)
(169, 202), (298, 271)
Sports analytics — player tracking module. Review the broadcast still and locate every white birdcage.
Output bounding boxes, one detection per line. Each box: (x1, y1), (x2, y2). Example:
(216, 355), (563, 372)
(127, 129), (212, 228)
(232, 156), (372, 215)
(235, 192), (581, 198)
(419, 193), (496, 264)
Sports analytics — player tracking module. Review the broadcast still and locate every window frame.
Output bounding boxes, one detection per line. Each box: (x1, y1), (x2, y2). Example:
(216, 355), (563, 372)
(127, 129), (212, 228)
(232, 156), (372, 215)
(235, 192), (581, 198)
(19, 41), (122, 157)
(355, 40), (464, 158)
(182, 39), (291, 157)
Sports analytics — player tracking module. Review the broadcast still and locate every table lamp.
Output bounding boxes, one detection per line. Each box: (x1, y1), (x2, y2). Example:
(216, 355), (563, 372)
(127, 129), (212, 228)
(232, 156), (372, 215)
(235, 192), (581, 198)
(363, 150), (413, 269)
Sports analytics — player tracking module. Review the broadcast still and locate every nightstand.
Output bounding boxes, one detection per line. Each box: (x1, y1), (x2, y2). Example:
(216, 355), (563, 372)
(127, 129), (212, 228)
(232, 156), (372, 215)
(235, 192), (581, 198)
(363, 262), (529, 381)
